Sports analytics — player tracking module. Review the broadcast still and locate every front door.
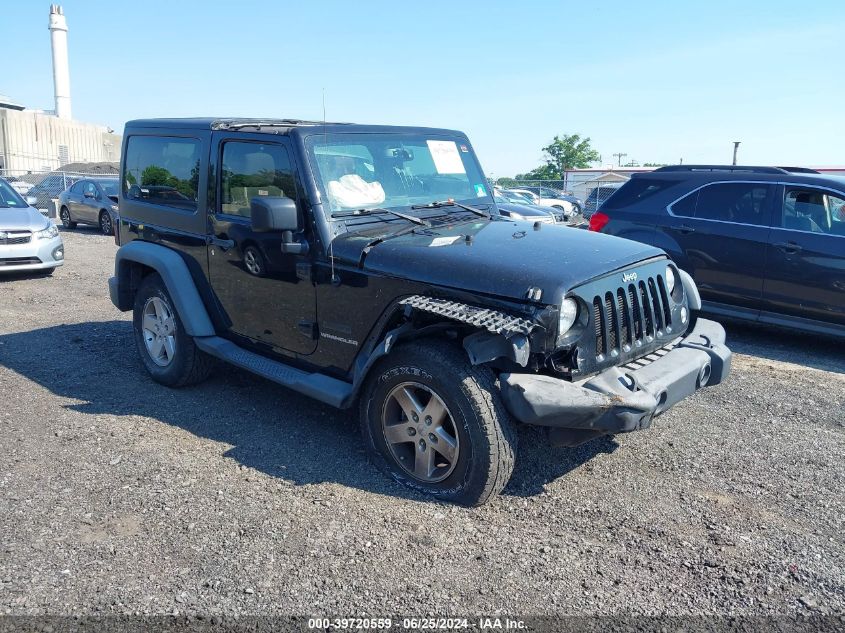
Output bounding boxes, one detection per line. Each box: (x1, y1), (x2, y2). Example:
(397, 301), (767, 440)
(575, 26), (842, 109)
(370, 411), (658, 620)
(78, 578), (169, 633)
(79, 181), (100, 222)
(763, 184), (845, 327)
(658, 181), (775, 312)
(207, 134), (317, 355)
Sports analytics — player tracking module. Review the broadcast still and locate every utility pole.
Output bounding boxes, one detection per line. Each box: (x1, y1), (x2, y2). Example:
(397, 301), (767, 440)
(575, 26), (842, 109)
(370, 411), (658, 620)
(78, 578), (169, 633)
(613, 152), (627, 167)
(732, 141), (741, 166)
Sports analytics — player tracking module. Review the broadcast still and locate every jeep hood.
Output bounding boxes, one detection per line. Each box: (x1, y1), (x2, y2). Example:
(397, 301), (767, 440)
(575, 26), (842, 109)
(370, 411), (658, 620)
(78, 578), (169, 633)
(330, 218), (665, 302)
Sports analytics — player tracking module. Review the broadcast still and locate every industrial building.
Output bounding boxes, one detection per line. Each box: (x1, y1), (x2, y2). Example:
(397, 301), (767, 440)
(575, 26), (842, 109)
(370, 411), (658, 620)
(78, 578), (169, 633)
(0, 5), (121, 174)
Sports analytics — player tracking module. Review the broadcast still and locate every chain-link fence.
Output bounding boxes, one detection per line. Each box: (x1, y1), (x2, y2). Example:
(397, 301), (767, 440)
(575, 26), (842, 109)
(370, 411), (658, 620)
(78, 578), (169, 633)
(1, 165), (119, 217)
(495, 176), (631, 217)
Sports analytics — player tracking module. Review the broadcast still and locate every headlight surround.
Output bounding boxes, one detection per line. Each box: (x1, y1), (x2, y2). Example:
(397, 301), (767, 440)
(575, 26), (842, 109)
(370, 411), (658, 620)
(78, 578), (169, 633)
(665, 265), (676, 295)
(36, 224), (59, 240)
(558, 297), (579, 340)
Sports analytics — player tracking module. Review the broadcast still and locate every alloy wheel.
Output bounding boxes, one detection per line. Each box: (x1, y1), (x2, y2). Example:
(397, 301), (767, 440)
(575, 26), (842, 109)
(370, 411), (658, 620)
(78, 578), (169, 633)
(381, 382), (460, 483)
(142, 296), (177, 367)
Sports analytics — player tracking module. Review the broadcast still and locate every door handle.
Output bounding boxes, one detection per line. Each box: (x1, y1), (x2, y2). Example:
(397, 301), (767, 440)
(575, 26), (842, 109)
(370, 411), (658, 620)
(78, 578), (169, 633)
(677, 224), (696, 235)
(774, 241), (802, 254)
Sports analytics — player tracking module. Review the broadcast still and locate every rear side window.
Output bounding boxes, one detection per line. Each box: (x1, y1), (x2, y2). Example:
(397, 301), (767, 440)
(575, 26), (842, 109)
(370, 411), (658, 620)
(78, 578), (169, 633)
(220, 141), (295, 218)
(123, 136), (201, 211)
(693, 183), (771, 225)
(602, 179), (676, 210)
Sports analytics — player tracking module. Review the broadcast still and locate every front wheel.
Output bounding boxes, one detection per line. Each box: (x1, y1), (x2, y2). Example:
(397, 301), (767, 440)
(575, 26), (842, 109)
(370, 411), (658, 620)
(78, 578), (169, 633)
(99, 210), (114, 236)
(132, 273), (215, 387)
(360, 341), (517, 506)
(60, 206), (76, 229)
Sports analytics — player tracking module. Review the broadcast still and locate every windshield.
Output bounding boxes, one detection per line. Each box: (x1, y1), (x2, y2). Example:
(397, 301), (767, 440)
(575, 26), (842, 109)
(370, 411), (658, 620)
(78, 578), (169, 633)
(94, 179), (119, 196)
(307, 133), (491, 215)
(0, 179), (28, 209)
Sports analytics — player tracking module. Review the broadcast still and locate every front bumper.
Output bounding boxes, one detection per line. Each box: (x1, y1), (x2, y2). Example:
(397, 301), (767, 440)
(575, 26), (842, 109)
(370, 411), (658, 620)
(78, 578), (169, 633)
(500, 318), (731, 442)
(0, 234), (64, 272)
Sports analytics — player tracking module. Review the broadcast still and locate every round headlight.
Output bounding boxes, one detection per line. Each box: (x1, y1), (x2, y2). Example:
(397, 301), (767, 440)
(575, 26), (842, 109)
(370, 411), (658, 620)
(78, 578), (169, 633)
(558, 298), (578, 338)
(665, 265), (676, 294)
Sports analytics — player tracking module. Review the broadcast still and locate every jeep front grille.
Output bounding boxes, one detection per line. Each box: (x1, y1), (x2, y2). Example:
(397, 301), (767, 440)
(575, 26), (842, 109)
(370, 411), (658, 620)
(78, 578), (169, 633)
(593, 274), (672, 358)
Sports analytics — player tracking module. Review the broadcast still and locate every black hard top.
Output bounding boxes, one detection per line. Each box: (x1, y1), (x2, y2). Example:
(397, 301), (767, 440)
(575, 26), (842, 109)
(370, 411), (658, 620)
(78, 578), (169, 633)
(124, 118), (466, 138)
(634, 165), (845, 190)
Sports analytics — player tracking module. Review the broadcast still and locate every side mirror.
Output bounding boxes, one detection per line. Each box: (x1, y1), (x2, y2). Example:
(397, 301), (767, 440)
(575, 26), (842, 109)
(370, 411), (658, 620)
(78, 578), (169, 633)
(26, 195), (37, 206)
(84, 191), (96, 199)
(250, 196), (299, 232)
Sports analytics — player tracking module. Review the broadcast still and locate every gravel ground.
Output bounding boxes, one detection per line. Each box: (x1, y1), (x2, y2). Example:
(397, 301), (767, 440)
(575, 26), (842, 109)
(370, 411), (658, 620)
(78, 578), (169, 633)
(1, 228), (843, 618)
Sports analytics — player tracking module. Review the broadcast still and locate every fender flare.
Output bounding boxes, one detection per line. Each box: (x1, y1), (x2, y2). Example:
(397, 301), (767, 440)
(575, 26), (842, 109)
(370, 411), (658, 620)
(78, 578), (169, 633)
(679, 268), (702, 311)
(113, 241), (215, 336)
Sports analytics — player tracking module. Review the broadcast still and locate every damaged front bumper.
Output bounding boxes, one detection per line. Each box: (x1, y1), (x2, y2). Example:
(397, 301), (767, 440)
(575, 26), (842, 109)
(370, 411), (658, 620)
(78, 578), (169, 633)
(499, 318), (731, 445)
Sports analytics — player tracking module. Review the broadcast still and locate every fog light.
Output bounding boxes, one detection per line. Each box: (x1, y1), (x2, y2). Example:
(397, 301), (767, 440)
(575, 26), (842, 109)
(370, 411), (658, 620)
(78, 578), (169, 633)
(52, 246), (64, 260)
(680, 306), (688, 323)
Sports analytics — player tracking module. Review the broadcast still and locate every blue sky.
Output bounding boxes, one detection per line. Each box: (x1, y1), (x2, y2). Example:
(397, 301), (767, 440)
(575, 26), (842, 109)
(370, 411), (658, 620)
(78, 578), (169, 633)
(4, 0), (844, 175)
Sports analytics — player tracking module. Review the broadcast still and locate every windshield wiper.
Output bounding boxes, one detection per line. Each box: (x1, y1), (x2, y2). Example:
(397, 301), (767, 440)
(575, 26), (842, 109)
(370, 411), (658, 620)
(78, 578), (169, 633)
(331, 208), (429, 226)
(410, 199), (492, 220)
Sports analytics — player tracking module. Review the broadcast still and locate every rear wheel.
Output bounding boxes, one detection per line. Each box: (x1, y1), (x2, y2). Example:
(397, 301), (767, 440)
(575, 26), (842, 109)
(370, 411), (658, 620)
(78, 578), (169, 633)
(360, 341), (516, 506)
(99, 210), (113, 236)
(59, 206), (76, 229)
(132, 273), (214, 387)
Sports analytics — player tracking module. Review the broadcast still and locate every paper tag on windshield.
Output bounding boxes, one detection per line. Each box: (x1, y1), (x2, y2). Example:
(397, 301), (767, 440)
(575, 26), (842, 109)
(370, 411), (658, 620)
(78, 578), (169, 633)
(427, 140), (466, 175)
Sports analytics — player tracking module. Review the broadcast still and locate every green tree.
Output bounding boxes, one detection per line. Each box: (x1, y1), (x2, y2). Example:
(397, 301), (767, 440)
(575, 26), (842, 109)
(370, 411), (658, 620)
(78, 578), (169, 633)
(519, 134), (601, 180)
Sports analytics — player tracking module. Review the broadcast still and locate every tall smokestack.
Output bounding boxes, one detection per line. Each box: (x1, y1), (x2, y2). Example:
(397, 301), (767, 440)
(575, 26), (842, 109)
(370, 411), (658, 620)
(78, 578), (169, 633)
(48, 4), (71, 120)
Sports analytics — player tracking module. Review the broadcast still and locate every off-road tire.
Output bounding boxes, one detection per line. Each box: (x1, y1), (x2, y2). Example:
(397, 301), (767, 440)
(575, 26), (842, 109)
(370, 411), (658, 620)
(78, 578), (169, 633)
(360, 341), (517, 506)
(132, 273), (215, 387)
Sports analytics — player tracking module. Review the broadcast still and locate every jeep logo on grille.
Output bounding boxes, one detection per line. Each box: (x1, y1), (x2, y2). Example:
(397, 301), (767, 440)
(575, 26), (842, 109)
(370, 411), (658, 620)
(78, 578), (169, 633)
(622, 271), (638, 283)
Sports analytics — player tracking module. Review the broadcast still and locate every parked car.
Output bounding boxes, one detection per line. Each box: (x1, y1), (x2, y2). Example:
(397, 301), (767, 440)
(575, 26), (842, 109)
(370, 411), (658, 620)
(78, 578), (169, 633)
(516, 185), (583, 214)
(590, 164), (845, 338)
(109, 118), (731, 506)
(494, 188), (581, 225)
(0, 177), (65, 275)
(506, 187), (576, 214)
(5, 176), (33, 196)
(583, 182), (623, 218)
(58, 177), (121, 235)
(25, 172), (81, 212)
(492, 193), (556, 224)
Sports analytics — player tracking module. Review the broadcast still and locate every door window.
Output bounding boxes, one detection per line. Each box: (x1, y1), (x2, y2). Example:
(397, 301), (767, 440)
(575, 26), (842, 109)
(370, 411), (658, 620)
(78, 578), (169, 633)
(122, 135), (201, 210)
(676, 182), (771, 225)
(782, 188), (845, 235)
(69, 181), (84, 194)
(219, 141), (295, 218)
(83, 182), (98, 199)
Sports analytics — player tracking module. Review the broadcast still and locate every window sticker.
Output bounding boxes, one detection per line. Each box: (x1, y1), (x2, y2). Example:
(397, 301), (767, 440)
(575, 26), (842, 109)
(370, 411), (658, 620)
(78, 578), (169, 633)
(474, 183), (487, 197)
(427, 140), (466, 175)
(460, 144), (469, 153)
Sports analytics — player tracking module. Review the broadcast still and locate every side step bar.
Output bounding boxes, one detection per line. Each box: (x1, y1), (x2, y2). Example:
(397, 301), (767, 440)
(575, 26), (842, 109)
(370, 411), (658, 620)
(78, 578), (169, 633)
(194, 336), (354, 408)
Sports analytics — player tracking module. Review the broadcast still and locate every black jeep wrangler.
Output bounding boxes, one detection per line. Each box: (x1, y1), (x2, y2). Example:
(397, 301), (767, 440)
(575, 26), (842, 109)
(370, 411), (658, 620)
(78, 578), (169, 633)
(109, 118), (731, 505)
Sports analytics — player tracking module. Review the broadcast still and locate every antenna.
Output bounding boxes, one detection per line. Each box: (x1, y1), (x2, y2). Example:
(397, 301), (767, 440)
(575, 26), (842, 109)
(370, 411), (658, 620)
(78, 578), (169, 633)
(324, 89), (340, 286)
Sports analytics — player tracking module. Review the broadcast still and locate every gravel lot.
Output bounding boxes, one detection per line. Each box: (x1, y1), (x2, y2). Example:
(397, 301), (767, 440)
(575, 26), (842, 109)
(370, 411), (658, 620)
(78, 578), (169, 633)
(1, 228), (843, 618)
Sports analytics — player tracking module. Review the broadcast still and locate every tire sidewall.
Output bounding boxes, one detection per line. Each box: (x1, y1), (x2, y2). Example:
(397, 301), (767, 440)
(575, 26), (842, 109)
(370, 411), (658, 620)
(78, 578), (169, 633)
(60, 207), (72, 228)
(361, 350), (496, 502)
(132, 276), (191, 385)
